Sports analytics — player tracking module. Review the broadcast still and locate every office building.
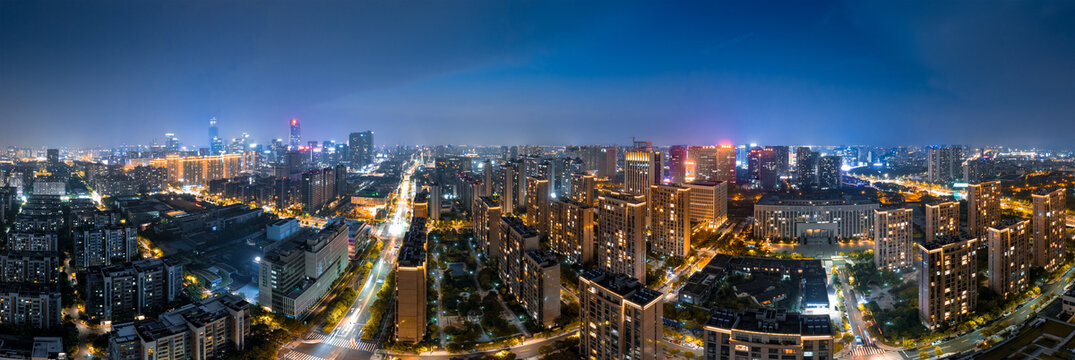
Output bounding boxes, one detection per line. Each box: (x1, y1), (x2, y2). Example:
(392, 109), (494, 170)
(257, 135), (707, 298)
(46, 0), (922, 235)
(1033, 188), (1066, 270)
(684, 180), (728, 228)
(525, 176), (551, 235)
(817, 155), (841, 189)
(580, 145), (617, 178)
(579, 269), (663, 360)
(968, 181), (1001, 238)
(596, 191), (647, 282)
(109, 294), (250, 360)
(348, 130), (374, 166)
(925, 201), (960, 243)
(987, 218), (1032, 297)
(548, 198), (594, 264)
(649, 184), (692, 257)
(667, 145), (687, 184)
(927, 146), (963, 184)
(428, 183), (442, 220)
(258, 222), (349, 318)
(703, 307), (833, 360)
(753, 192), (878, 242)
(624, 151), (662, 196)
(0, 283), (62, 328)
(289, 118), (301, 149)
(873, 208), (913, 271)
(85, 258), (184, 322)
(208, 118), (222, 155)
(796, 147), (819, 189)
(918, 235), (978, 327)
(395, 217), (427, 343)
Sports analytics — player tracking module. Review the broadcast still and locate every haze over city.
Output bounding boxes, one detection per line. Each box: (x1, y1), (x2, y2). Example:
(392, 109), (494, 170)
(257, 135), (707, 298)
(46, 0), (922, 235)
(2, 1), (1074, 148)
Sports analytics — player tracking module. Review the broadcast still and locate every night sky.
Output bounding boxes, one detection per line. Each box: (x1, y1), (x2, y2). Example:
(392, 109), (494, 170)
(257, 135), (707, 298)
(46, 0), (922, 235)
(1, 1), (1073, 148)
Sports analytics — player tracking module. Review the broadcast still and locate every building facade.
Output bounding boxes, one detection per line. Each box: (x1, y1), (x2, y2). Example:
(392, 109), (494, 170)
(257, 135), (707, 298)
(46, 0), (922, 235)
(579, 269), (664, 360)
(649, 184), (692, 257)
(918, 235), (978, 327)
(968, 181), (1001, 238)
(1033, 188), (1066, 270)
(987, 219), (1032, 297)
(753, 193), (878, 243)
(873, 208), (913, 270)
(925, 201), (960, 243)
(596, 191), (647, 282)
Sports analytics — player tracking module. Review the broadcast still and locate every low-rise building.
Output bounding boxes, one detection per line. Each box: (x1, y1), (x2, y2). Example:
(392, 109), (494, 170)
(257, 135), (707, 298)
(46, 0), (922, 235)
(753, 192), (878, 243)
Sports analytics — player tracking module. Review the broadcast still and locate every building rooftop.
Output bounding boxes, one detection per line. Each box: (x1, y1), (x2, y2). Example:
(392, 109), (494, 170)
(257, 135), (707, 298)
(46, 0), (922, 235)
(597, 190), (646, 204)
(525, 250), (558, 268)
(705, 308), (832, 336)
(921, 234), (977, 250)
(501, 216), (539, 238)
(581, 269), (662, 306)
(756, 191), (876, 206)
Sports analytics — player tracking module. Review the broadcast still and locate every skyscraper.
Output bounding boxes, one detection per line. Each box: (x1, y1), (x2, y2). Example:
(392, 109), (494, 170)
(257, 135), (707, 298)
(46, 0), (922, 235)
(525, 176), (550, 235)
(968, 181), (1001, 238)
(288, 118), (301, 149)
(1033, 188), (1066, 270)
(596, 191), (647, 282)
(549, 198), (594, 264)
(818, 155), (842, 189)
(714, 144), (737, 184)
(796, 147), (819, 189)
(209, 117), (223, 155)
(624, 151), (662, 196)
(666, 145), (687, 184)
(348, 131), (374, 166)
(873, 207), (913, 271)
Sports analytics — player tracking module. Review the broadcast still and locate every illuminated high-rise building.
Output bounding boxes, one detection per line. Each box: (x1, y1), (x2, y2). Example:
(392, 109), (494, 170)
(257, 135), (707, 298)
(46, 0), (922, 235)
(348, 131), (374, 166)
(873, 207), (913, 271)
(683, 181), (728, 228)
(549, 198), (594, 264)
(1033, 188), (1066, 270)
(649, 184), (691, 257)
(569, 172), (596, 205)
(918, 235), (978, 327)
(968, 181), (1001, 238)
(714, 144), (737, 184)
(288, 118), (301, 149)
(818, 155), (842, 189)
(395, 218), (427, 343)
(927, 146), (964, 184)
(525, 176), (550, 235)
(624, 151), (662, 196)
(475, 197), (502, 258)
(579, 269), (663, 360)
(925, 201), (960, 243)
(687, 146), (716, 182)
(987, 218), (1031, 298)
(666, 145), (687, 184)
(209, 117), (223, 155)
(795, 147), (819, 189)
(596, 191), (647, 282)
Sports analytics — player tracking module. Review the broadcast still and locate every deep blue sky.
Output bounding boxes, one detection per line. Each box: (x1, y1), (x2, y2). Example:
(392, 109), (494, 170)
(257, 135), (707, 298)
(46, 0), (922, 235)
(1, 1), (1073, 148)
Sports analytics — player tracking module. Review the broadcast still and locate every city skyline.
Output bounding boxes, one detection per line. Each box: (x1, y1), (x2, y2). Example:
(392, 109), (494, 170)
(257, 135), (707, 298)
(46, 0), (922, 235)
(2, 1), (1074, 148)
